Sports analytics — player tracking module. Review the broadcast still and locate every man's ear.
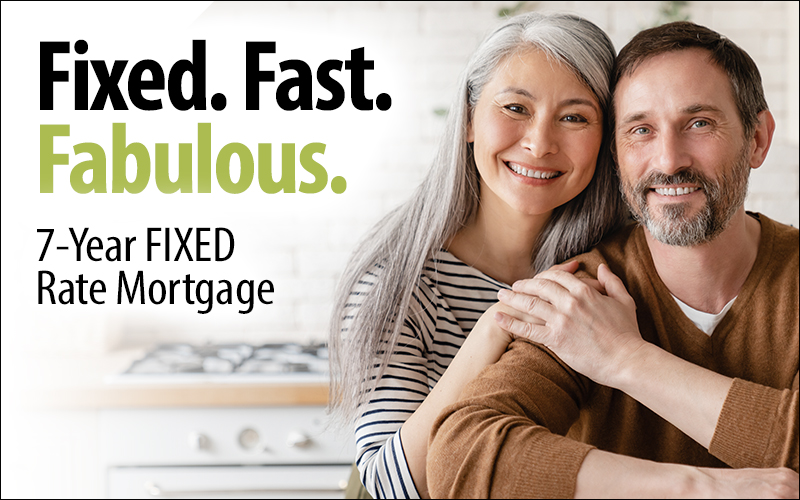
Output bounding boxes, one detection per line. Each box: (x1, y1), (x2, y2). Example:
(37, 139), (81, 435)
(609, 133), (618, 167)
(748, 110), (776, 170)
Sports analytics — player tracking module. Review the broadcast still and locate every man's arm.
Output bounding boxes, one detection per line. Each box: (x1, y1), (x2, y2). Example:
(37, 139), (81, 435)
(495, 264), (799, 471)
(427, 339), (595, 498)
(612, 339), (799, 470)
(574, 449), (799, 498)
(427, 335), (799, 498)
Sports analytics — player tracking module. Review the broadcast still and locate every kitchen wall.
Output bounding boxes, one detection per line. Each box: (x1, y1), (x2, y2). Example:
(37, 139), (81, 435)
(16, 1), (800, 352)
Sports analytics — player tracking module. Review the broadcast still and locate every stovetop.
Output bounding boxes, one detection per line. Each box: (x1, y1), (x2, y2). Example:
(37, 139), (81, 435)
(107, 342), (330, 384)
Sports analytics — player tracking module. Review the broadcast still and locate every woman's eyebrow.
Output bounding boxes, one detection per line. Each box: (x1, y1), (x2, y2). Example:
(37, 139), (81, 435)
(497, 87), (534, 98)
(497, 89), (598, 111)
(559, 98), (599, 113)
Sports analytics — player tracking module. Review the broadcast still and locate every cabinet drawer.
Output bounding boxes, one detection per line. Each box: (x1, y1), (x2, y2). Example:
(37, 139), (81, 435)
(100, 406), (354, 466)
(108, 465), (351, 499)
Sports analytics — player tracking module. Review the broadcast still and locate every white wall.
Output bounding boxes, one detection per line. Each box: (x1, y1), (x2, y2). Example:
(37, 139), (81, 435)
(2, 1), (797, 351)
(172, 0), (800, 345)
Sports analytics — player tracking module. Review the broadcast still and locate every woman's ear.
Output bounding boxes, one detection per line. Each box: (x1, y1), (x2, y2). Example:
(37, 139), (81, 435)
(748, 110), (776, 170)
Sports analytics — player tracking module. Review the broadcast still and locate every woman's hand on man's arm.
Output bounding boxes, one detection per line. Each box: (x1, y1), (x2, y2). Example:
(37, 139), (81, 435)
(494, 263), (732, 451)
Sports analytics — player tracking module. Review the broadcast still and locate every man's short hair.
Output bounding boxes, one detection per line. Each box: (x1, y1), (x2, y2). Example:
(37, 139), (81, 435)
(613, 21), (768, 138)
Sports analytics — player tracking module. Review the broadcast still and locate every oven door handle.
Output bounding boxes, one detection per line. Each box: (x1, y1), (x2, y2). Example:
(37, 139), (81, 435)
(144, 480), (347, 497)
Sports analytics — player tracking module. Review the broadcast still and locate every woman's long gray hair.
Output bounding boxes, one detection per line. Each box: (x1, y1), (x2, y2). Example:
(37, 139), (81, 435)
(329, 12), (627, 425)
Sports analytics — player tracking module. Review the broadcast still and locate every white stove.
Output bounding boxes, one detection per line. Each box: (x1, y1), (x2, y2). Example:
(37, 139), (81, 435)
(101, 342), (354, 499)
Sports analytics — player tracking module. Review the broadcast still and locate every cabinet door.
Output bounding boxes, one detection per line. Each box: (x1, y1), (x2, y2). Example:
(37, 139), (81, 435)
(108, 465), (351, 499)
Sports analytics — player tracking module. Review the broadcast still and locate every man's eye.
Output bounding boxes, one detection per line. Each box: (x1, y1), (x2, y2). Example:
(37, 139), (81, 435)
(692, 119), (709, 128)
(633, 126), (650, 135)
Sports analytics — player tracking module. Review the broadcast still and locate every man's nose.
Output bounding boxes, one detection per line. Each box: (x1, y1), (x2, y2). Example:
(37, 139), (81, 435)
(654, 129), (691, 174)
(520, 119), (559, 158)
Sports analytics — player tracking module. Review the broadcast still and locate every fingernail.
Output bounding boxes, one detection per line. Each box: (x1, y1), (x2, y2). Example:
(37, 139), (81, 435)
(494, 312), (504, 323)
(498, 289), (509, 299)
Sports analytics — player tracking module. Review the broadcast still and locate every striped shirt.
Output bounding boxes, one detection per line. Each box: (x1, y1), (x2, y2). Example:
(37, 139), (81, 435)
(353, 249), (508, 498)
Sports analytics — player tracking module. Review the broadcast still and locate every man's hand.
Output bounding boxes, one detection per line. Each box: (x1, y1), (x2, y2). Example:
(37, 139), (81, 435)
(494, 263), (645, 387)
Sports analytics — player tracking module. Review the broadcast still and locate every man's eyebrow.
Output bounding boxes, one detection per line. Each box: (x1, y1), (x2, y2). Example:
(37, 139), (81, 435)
(618, 112), (648, 127)
(618, 104), (724, 127)
(682, 103), (723, 114)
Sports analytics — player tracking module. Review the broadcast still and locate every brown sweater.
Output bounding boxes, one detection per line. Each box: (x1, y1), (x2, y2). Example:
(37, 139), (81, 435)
(427, 213), (799, 498)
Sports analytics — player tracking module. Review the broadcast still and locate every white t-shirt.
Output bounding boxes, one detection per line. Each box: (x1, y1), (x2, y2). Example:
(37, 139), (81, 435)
(672, 295), (737, 336)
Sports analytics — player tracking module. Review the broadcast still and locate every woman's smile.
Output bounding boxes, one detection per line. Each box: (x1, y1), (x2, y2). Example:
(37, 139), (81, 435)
(504, 160), (564, 181)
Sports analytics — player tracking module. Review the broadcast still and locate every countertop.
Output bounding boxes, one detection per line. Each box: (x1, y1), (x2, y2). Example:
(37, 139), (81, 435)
(13, 348), (330, 410)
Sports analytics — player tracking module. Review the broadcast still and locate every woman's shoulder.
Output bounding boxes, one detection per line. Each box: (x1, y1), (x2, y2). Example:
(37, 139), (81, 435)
(419, 250), (505, 310)
(424, 249), (507, 291)
(346, 250), (504, 330)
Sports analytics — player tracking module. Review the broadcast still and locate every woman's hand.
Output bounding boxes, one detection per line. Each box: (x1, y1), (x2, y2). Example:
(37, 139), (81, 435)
(494, 263), (645, 387)
(472, 300), (547, 347)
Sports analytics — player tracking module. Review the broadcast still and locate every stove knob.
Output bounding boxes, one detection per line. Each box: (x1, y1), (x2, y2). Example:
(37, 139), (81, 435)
(286, 430), (312, 448)
(144, 481), (162, 497)
(238, 428), (262, 451)
(187, 431), (209, 451)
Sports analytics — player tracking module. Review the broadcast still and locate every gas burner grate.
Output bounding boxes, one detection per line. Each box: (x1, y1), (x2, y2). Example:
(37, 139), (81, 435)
(122, 342), (329, 376)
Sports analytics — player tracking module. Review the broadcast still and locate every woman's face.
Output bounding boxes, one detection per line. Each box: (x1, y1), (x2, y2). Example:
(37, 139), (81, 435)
(468, 48), (603, 218)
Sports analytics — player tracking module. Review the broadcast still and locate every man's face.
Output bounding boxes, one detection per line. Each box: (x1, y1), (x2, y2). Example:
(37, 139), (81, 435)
(613, 48), (754, 246)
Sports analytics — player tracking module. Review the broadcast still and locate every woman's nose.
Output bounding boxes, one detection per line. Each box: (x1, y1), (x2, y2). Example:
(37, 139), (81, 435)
(520, 119), (558, 158)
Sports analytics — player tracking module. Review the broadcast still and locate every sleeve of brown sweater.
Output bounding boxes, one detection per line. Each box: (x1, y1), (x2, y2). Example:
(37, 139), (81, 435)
(709, 374), (799, 471)
(708, 217), (799, 472)
(427, 340), (595, 498)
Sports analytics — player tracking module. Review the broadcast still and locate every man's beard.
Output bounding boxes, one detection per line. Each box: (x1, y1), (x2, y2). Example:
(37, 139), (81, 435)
(620, 146), (750, 247)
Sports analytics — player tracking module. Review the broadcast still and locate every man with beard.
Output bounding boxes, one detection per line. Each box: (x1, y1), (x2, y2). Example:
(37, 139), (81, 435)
(427, 22), (798, 498)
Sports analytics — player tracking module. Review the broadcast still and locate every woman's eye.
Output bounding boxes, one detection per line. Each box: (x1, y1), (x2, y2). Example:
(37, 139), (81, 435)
(562, 114), (587, 123)
(505, 104), (525, 113)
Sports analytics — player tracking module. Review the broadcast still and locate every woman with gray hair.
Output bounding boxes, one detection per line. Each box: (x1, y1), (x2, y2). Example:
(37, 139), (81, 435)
(329, 12), (626, 498)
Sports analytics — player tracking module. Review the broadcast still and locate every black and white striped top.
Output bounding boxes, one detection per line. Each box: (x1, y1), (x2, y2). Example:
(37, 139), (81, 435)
(353, 249), (508, 498)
